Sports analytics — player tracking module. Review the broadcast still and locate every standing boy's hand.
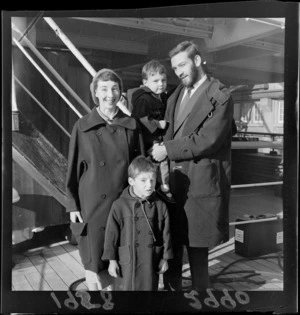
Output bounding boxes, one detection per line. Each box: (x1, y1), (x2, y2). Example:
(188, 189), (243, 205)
(157, 259), (169, 274)
(108, 260), (120, 278)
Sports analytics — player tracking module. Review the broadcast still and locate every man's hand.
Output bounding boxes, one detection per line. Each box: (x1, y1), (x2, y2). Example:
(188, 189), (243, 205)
(108, 260), (120, 278)
(148, 142), (168, 162)
(157, 259), (169, 274)
(70, 211), (83, 223)
(158, 120), (167, 130)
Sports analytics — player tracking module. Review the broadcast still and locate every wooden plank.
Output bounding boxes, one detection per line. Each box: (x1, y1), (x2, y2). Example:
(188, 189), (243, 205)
(28, 254), (68, 290)
(47, 242), (85, 279)
(59, 242), (83, 265)
(209, 254), (250, 291)
(41, 247), (80, 288)
(12, 274), (34, 290)
(226, 252), (283, 290)
(12, 255), (39, 275)
(25, 271), (52, 291)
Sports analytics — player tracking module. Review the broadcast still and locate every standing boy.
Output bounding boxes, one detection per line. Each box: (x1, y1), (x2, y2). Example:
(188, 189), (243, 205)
(102, 156), (173, 291)
(129, 60), (173, 202)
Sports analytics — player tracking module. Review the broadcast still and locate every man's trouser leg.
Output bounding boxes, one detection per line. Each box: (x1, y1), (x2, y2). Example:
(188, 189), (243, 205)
(187, 247), (209, 291)
(163, 242), (184, 291)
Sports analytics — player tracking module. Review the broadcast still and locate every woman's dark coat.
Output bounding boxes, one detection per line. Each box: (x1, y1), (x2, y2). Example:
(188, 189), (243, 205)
(66, 107), (141, 273)
(102, 187), (173, 290)
(164, 77), (233, 248)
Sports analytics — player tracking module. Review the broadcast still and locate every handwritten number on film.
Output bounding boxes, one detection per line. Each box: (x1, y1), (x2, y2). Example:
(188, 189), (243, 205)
(184, 289), (250, 310)
(50, 291), (114, 310)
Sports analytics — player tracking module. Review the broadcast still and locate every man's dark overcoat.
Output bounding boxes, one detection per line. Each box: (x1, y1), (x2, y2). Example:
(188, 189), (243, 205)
(164, 77), (233, 248)
(102, 187), (173, 290)
(66, 107), (141, 273)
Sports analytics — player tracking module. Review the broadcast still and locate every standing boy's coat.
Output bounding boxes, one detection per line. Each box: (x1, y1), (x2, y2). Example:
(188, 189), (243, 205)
(164, 77), (233, 248)
(66, 107), (141, 273)
(102, 187), (173, 291)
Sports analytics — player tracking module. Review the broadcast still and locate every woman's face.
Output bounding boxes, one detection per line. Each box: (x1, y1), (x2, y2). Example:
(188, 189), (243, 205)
(95, 80), (121, 111)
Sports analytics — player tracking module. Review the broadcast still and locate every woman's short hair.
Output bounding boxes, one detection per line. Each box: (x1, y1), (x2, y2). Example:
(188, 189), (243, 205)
(128, 155), (157, 179)
(90, 68), (123, 106)
(142, 60), (167, 81)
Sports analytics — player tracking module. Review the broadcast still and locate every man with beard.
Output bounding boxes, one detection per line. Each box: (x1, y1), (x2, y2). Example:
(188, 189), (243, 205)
(149, 41), (234, 291)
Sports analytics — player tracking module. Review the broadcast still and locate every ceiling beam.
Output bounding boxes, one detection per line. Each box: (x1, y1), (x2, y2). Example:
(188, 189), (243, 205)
(205, 18), (284, 52)
(212, 46), (275, 64)
(36, 29), (148, 55)
(214, 64), (284, 85)
(71, 17), (211, 38)
(217, 55), (284, 74)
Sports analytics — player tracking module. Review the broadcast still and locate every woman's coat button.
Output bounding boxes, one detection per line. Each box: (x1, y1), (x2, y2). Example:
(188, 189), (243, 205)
(101, 194), (106, 199)
(100, 161), (105, 166)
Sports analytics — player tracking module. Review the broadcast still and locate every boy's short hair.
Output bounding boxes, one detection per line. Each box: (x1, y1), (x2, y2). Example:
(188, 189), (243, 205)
(142, 60), (166, 80)
(128, 155), (157, 179)
(90, 68), (123, 106)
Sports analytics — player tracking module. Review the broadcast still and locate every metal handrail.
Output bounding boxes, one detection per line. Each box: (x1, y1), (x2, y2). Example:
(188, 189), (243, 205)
(12, 37), (82, 118)
(12, 22), (91, 114)
(15, 76), (71, 137)
(236, 131), (283, 137)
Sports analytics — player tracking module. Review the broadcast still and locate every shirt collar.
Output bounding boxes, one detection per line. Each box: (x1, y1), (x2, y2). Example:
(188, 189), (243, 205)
(189, 74), (207, 94)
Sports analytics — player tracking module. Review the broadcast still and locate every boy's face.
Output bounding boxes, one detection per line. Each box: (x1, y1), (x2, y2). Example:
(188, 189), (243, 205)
(95, 80), (121, 111)
(129, 172), (156, 199)
(143, 72), (167, 95)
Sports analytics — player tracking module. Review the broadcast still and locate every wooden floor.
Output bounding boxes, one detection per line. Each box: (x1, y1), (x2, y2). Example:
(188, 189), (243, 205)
(12, 187), (284, 291)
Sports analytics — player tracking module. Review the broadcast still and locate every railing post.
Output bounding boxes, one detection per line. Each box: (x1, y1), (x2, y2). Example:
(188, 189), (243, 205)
(12, 60), (19, 131)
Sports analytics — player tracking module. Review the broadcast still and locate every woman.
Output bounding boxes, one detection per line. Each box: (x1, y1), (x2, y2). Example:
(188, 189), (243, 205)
(66, 69), (143, 290)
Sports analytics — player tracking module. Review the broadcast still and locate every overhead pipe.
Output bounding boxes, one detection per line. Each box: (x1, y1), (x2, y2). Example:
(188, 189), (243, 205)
(12, 37), (82, 118)
(12, 22), (91, 114)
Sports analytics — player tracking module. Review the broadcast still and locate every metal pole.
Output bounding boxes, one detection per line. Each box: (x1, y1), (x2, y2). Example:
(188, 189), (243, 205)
(13, 37), (82, 118)
(231, 181), (283, 189)
(15, 77), (71, 137)
(12, 22), (91, 114)
(11, 61), (18, 111)
(17, 11), (44, 43)
(229, 216), (282, 226)
(43, 17), (130, 115)
(43, 17), (96, 77)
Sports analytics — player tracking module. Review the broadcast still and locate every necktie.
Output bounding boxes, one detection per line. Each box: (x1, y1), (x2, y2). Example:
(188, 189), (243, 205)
(176, 88), (191, 120)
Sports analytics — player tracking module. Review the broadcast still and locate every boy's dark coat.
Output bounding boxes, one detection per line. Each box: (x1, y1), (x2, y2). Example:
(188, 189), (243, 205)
(130, 86), (167, 151)
(102, 187), (173, 290)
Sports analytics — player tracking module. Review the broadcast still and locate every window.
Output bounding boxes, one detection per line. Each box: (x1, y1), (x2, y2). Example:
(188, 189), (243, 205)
(278, 100), (284, 123)
(240, 102), (252, 123)
(252, 101), (263, 123)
